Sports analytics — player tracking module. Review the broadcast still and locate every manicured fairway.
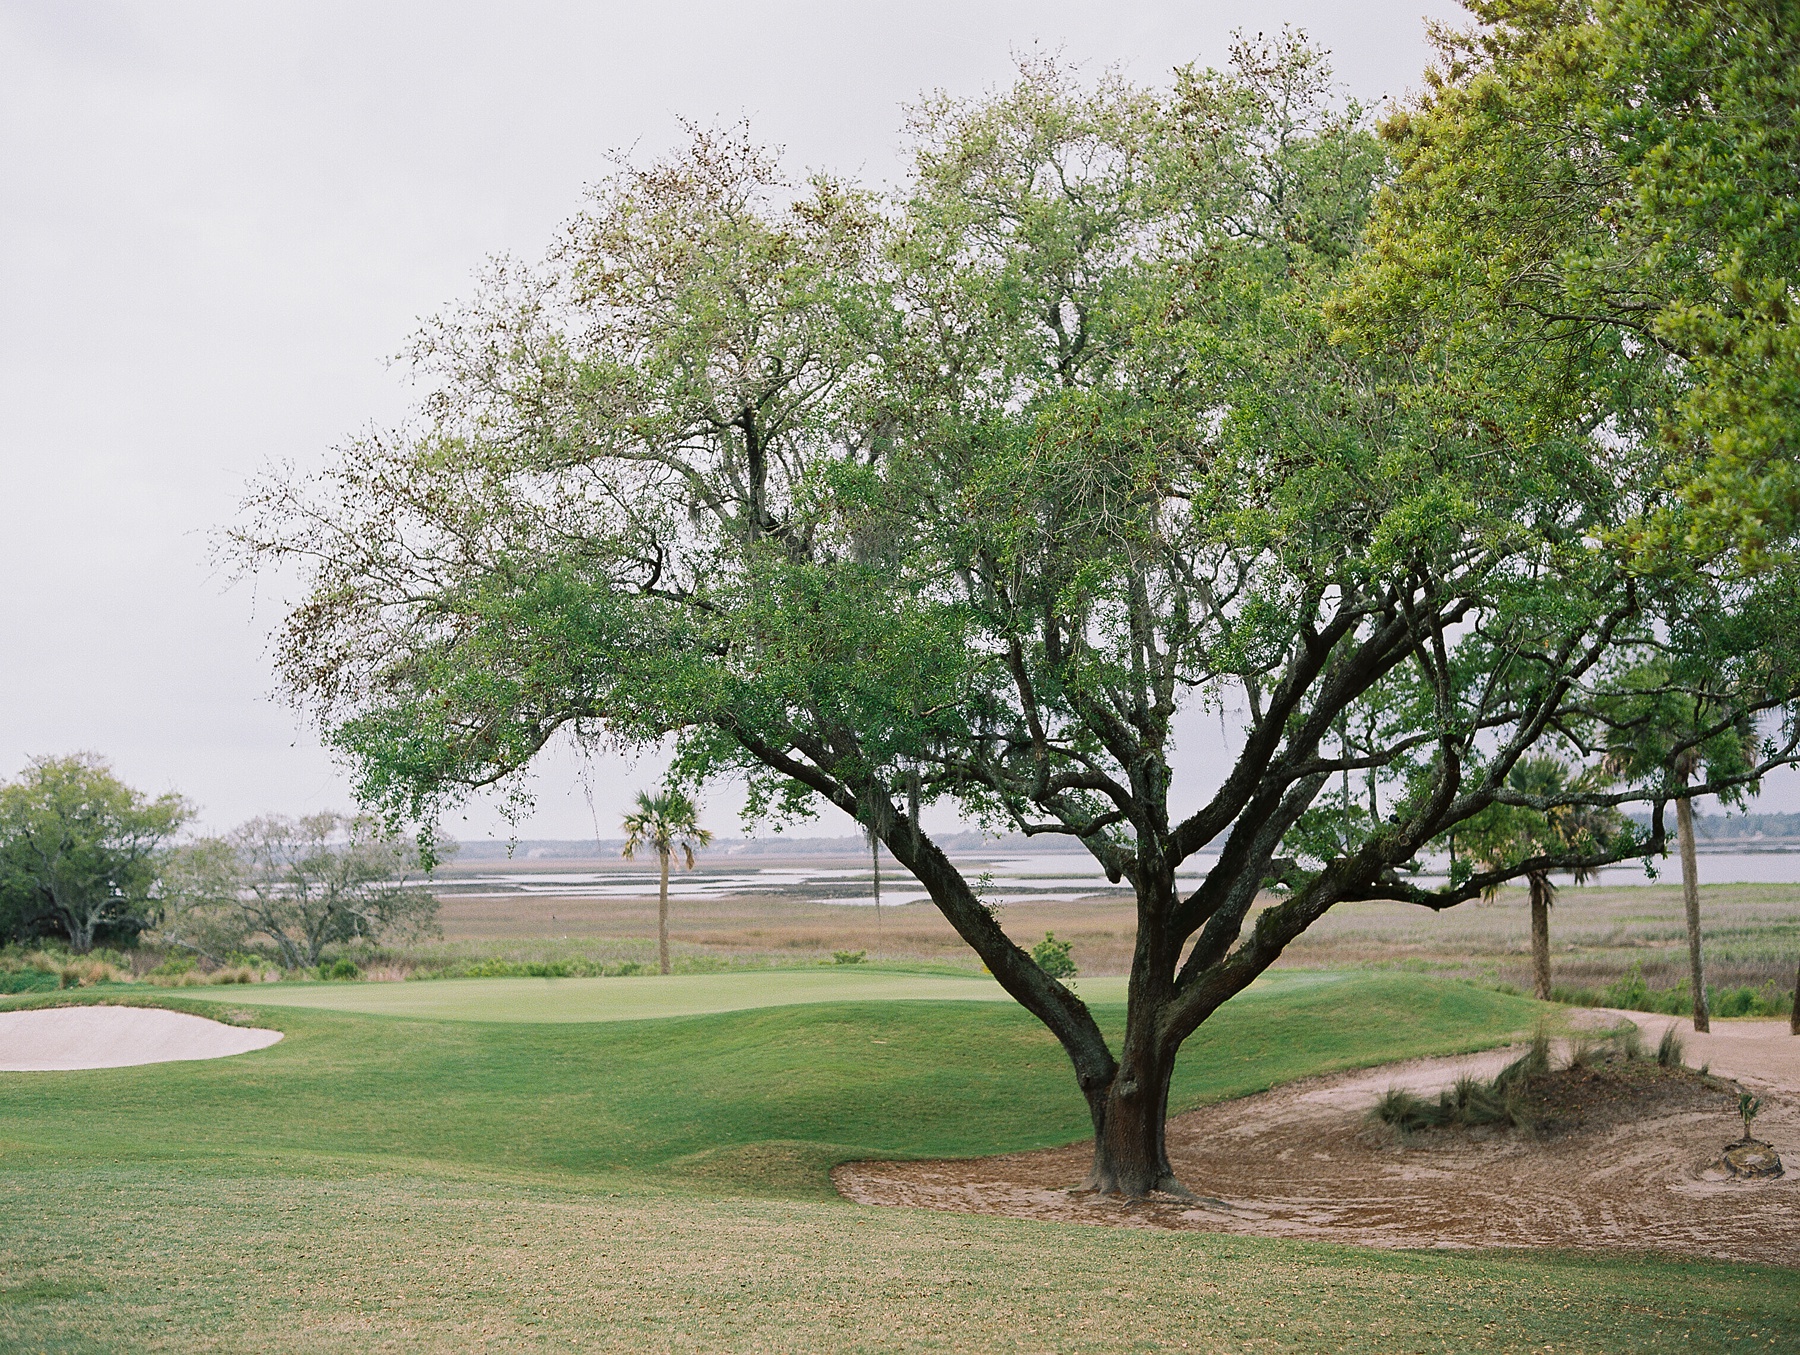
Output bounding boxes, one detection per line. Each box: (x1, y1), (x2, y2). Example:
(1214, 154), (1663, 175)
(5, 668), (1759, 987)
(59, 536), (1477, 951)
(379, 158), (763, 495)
(169, 965), (1136, 1022)
(0, 974), (1503, 1187)
(4, 974), (1794, 1351)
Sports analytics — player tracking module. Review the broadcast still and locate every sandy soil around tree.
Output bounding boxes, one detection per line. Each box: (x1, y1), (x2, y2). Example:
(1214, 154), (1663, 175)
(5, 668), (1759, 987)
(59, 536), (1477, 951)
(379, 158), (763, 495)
(837, 1017), (1800, 1267)
(0, 1005), (282, 1071)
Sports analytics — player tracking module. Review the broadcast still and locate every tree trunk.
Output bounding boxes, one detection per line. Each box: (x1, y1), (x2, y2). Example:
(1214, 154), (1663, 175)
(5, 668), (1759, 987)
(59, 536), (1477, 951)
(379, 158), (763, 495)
(1675, 795), (1710, 1032)
(1081, 1040), (1183, 1197)
(1528, 873), (1552, 1001)
(51, 890), (95, 954)
(658, 849), (671, 976)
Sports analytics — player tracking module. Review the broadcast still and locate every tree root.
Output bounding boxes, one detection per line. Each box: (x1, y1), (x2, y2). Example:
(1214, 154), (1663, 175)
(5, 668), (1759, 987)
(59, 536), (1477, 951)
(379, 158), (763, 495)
(1072, 1168), (1212, 1203)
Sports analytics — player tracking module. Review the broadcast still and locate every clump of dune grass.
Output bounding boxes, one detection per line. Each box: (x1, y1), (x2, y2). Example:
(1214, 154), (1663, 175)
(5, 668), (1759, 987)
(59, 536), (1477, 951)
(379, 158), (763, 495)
(1370, 1025), (1638, 1136)
(1656, 1025), (1685, 1068)
(1371, 1067), (1532, 1135)
(1565, 1032), (1606, 1070)
(1612, 1021), (1645, 1062)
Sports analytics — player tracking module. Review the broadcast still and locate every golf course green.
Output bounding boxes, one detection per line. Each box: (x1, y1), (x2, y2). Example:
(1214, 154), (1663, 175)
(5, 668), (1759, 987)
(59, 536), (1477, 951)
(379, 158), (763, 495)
(171, 965), (1136, 1022)
(3, 972), (1795, 1351)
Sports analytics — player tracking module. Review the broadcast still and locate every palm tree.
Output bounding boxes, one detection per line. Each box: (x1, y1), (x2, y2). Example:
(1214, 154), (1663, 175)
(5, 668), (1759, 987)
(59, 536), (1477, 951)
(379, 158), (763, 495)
(1790, 957), (1799, 1037)
(1463, 757), (1620, 1001)
(621, 788), (712, 975)
(1602, 686), (1757, 1034)
(1668, 746), (1713, 1031)
(1791, 957), (1799, 1037)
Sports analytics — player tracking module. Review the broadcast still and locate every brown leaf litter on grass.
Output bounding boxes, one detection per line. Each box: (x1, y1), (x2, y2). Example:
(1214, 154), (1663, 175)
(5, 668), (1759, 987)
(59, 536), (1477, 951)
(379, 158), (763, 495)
(837, 1025), (1800, 1268)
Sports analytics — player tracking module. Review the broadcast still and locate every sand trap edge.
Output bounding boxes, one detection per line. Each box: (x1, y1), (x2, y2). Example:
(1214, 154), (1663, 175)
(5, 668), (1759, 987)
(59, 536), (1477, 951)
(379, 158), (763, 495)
(0, 1004), (284, 1072)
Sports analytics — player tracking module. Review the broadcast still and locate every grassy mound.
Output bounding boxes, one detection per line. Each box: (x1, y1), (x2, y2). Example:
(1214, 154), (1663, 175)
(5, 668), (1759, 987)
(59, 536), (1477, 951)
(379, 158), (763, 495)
(1371, 1024), (1712, 1137)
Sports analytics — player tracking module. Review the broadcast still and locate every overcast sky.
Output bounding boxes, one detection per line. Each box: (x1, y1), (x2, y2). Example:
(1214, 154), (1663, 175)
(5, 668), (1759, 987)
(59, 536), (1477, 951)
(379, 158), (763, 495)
(18, 0), (1766, 843)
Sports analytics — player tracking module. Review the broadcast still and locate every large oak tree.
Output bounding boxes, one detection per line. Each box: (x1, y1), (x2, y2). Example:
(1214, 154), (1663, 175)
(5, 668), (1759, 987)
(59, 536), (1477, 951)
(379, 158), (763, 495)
(236, 36), (1800, 1195)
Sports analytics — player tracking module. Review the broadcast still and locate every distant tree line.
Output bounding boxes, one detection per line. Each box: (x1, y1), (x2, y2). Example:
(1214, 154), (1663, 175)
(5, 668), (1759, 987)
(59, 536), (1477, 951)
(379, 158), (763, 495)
(0, 753), (439, 963)
(1625, 812), (1800, 844)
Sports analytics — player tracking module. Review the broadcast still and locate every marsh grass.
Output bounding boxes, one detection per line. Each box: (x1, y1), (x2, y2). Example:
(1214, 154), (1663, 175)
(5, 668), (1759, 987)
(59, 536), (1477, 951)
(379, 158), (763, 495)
(416, 870), (1800, 1007)
(1557, 960), (1794, 1018)
(21, 868), (1798, 1008)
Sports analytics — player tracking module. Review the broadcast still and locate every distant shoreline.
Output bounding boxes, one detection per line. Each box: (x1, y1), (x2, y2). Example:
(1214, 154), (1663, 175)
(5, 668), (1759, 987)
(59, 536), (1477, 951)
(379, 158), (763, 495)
(444, 831), (1800, 863)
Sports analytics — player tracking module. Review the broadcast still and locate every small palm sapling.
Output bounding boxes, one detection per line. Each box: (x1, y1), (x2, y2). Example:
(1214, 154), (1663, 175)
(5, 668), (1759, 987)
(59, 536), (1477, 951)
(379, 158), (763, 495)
(1739, 1092), (1763, 1142)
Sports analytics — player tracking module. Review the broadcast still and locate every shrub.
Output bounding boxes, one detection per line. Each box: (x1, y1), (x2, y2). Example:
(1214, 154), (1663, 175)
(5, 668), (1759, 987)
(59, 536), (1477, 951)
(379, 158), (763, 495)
(1372, 1087), (1430, 1130)
(412, 957), (650, 980)
(670, 955), (737, 975)
(1566, 1033), (1605, 1070)
(56, 956), (127, 988)
(0, 969), (58, 994)
(1602, 962), (1652, 1011)
(1376, 1028), (1556, 1136)
(832, 950), (867, 965)
(1712, 984), (1789, 1018)
(321, 958), (362, 981)
(453, 959), (585, 979)
(146, 954), (196, 980)
(1566, 962), (1794, 1019)
(1030, 932), (1077, 980)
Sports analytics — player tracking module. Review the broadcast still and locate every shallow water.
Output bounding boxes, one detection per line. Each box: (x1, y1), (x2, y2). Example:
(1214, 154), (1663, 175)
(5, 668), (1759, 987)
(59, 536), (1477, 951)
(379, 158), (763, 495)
(435, 846), (1800, 907)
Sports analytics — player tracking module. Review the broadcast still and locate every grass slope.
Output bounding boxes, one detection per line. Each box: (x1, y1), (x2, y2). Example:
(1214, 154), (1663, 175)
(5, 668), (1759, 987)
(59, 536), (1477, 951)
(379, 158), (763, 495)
(3, 974), (1794, 1351)
(0, 975), (1531, 1188)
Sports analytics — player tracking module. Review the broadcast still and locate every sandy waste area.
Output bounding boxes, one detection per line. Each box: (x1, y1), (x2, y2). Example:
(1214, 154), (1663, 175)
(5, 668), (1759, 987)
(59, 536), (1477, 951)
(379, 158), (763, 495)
(0, 1004), (283, 1071)
(837, 1013), (1800, 1267)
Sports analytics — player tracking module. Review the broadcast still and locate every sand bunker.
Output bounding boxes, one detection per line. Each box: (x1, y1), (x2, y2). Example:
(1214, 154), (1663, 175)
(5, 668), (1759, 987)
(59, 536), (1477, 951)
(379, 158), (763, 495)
(838, 1026), (1800, 1267)
(0, 1005), (282, 1072)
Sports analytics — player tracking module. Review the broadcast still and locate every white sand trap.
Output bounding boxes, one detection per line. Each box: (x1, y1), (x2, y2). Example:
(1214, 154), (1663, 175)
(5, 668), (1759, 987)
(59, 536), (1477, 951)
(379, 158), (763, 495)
(0, 1005), (282, 1071)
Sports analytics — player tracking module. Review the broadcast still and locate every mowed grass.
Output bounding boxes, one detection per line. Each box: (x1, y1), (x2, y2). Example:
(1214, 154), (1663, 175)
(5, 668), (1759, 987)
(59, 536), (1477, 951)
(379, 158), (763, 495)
(8, 1167), (1798, 1354)
(3, 974), (1796, 1351)
(0, 974), (1513, 1188)
(163, 966), (1348, 1023)
(168, 965), (1133, 1022)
